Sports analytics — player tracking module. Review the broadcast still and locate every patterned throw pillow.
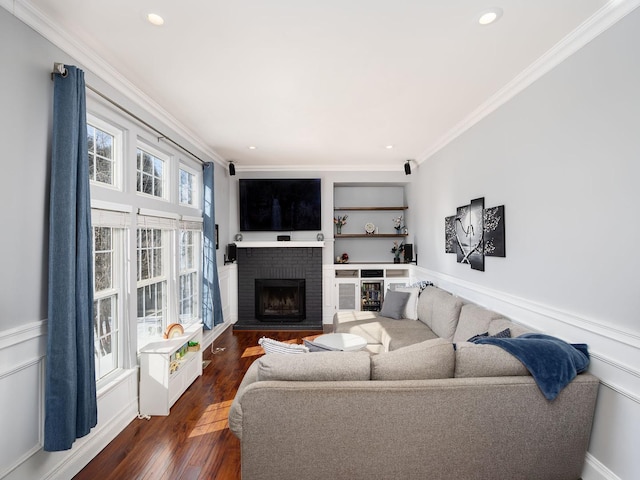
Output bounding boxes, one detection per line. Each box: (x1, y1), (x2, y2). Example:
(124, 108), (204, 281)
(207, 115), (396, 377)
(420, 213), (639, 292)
(258, 337), (309, 354)
(467, 328), (511, 343)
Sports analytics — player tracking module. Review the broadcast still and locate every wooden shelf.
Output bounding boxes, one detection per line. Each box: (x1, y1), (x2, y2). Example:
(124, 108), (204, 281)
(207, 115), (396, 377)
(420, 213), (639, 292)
(334, 206), (408, 211)
(335, 233), (408, 238)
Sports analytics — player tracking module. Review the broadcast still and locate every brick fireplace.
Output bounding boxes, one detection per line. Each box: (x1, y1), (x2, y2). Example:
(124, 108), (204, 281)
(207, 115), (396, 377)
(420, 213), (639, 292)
(235, 246), (322, 330)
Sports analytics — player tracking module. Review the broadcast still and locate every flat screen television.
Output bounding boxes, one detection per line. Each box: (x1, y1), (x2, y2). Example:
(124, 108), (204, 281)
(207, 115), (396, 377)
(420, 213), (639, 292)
(239, 178), (322, 231)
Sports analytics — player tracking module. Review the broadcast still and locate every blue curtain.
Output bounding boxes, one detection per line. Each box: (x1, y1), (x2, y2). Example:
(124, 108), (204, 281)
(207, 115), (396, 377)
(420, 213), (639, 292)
(202, 162), (224, 329)
(44, 65), (97, 451)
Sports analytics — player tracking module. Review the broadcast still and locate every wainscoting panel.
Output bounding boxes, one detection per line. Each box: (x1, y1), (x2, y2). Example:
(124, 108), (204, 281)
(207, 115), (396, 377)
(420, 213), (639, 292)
(413, 266), (640, 480)
(0, 358), (43, 478)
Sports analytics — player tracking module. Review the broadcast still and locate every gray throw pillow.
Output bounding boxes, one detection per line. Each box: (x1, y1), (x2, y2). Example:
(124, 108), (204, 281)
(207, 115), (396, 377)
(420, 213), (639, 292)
(379, 290), (411, 319)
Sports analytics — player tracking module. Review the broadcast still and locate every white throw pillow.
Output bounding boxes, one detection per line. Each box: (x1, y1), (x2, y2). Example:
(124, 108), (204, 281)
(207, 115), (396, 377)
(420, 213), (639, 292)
(394, 286), (419, 320)
(258, 337), (309, 354)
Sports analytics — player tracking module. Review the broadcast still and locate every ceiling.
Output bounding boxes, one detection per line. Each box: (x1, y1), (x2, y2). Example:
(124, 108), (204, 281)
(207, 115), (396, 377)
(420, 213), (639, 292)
(26, 0), (612, 170)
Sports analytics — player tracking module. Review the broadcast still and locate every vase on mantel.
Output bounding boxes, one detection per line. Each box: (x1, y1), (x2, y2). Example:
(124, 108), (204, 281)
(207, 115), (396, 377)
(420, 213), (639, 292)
(336, 225), (342, 235)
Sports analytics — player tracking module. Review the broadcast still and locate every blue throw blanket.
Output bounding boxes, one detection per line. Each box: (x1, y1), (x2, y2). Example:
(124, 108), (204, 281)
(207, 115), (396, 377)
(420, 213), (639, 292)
(473, 333), (590, 401)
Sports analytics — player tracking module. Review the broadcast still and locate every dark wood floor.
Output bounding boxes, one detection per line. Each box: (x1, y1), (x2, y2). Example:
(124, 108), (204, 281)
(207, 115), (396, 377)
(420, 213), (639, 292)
(74, 327), (321, 480)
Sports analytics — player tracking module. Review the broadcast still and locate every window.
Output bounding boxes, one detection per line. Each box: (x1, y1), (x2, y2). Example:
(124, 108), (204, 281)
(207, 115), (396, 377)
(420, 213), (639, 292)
(137, 148), (166, 198)
(93, 226), (120, 381)
(87, 116), (121, 188)
(137, 227), (167, 346)
(179, 167), (197, 206)
(179, 228), (200, 323)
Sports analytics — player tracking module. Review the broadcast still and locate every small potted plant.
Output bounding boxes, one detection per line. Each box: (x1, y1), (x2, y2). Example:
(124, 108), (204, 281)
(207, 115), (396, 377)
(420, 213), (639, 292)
(334, 215), (348, 234)
(391, 241), (404, 263)
(392, 215), (404, 234)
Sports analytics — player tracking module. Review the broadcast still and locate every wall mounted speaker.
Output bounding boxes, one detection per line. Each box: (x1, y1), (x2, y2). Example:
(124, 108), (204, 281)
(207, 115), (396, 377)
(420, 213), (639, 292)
(229, 162), (236, 176)
(226, 243), (237, 262)
(404, 161), (412, 175)
(404, 244), (413, 263)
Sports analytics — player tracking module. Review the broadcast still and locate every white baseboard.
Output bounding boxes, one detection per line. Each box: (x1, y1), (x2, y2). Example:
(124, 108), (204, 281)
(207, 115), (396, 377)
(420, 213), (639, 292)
(582, 453), (622, 480)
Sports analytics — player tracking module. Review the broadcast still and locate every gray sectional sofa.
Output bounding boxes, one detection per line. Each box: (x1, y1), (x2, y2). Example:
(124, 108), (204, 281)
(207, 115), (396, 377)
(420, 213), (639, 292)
(229, 286), (599, 480)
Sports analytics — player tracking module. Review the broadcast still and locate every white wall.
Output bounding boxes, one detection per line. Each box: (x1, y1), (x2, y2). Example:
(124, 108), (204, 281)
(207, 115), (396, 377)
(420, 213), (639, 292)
(410, 8), (640, 479)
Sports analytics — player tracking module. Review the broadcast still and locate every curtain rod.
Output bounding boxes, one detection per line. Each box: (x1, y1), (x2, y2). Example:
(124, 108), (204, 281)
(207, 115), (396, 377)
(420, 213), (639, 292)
(52, 63), (206, 165)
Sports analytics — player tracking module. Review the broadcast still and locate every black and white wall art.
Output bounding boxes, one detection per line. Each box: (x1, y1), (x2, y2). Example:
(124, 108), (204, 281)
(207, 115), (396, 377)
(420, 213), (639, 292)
(445, 197), (505, 271)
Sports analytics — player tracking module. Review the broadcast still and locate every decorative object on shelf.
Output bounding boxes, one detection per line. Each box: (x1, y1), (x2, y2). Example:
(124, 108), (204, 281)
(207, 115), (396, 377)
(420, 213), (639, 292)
(163, 323), (184, 339)
(336, 252), (350, 264)
(364, 222), (376, 235)
(187, 341), (201, 352)
(317, 232), (324, 241)
(391, 241), (404, 263)
(444, 197), (505, 272)
(235, 233), (243, 242)
(334, 214), (348, 234)
(392, 215), (405, 234)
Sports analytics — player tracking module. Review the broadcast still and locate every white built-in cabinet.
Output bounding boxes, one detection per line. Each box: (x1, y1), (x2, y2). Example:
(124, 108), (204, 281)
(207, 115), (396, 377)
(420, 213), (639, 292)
(334, 266), (410, 312)
(139, 323), (203, 416)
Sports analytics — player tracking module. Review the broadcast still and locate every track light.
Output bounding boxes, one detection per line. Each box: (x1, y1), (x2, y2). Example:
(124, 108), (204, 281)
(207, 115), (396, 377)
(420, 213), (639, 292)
(229, 162), (236, 176)
(404, 160), (412, 175)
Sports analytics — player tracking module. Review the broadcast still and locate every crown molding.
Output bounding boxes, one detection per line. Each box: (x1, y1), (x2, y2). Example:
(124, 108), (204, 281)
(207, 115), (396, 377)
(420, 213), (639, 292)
(5, 0), (226, 167)
(417, 0), (640, 165)
(235, 162), (408, 173)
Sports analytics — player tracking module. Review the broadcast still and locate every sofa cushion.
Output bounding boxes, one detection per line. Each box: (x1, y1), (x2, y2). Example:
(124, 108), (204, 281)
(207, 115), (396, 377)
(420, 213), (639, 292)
(257, 351), (371, 382)
(416, 286), (463, 341)
(452, 303), (503, 343)
(394, 286), (420, 320)
(371, 338), (455, 380)
(454, 342), (530, 378)
(381, 322), (438, 351)
(334, 314), (405, 344)
(379, 290), (411, 319)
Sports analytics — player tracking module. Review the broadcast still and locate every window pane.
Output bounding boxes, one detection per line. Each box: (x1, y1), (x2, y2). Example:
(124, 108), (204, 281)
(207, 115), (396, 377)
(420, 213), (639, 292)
(94, 227), (113, 292)
(179, 272), (197, 322)
(96, 157), (113, 184)
(179, 169), (195, 205)
(96, 130), (113, 158)
(142, 174), (153, 195)
(143, 153), (154, 174)
(89, 154), (96, 180)
(136, 149), (165, 198)
(88, 123), (114, 186)
(137, 282), (166, 345)
(94, 295), (117, 380)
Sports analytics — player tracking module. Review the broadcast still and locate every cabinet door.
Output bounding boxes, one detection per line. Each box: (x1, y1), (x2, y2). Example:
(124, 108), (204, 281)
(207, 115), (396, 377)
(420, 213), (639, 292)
(335, 279), (359, 311)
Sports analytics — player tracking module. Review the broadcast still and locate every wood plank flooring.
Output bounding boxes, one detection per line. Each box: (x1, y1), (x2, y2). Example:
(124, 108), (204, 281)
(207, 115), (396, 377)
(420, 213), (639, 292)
(73, 327), (321, 480)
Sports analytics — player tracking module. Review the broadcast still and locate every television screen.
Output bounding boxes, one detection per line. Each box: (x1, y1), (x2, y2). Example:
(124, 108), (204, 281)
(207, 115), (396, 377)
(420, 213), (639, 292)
(239, 178), (322, 231)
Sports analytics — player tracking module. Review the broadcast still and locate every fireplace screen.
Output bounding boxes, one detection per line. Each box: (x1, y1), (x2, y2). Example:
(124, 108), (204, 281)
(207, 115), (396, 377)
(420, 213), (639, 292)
(255, 279), (306, 321)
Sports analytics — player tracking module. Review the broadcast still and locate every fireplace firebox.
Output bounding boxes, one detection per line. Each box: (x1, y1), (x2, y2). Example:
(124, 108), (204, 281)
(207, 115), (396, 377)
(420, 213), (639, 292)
(255, 279), (306, 322)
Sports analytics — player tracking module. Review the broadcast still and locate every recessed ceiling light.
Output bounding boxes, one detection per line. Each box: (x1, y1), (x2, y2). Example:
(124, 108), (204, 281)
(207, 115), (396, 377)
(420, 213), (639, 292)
(248, 146), (257, 150)
(147, 13), (165, 26)
(385, 145), (394, 149)
(478, 7), (503, 26)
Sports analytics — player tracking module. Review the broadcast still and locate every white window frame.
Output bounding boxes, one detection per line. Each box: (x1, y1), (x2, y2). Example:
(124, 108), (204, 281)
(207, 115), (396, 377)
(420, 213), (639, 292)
(179, 163), (201, 208)
(178, 220), (203, 324)
(87, 114), (123, 191)
(136, 143), (170, 201)
(91, 207), (128, 389)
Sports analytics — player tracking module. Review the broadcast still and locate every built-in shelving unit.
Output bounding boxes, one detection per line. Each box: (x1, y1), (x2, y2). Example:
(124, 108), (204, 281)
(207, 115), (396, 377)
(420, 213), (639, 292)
(333, 184), (410, 263)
